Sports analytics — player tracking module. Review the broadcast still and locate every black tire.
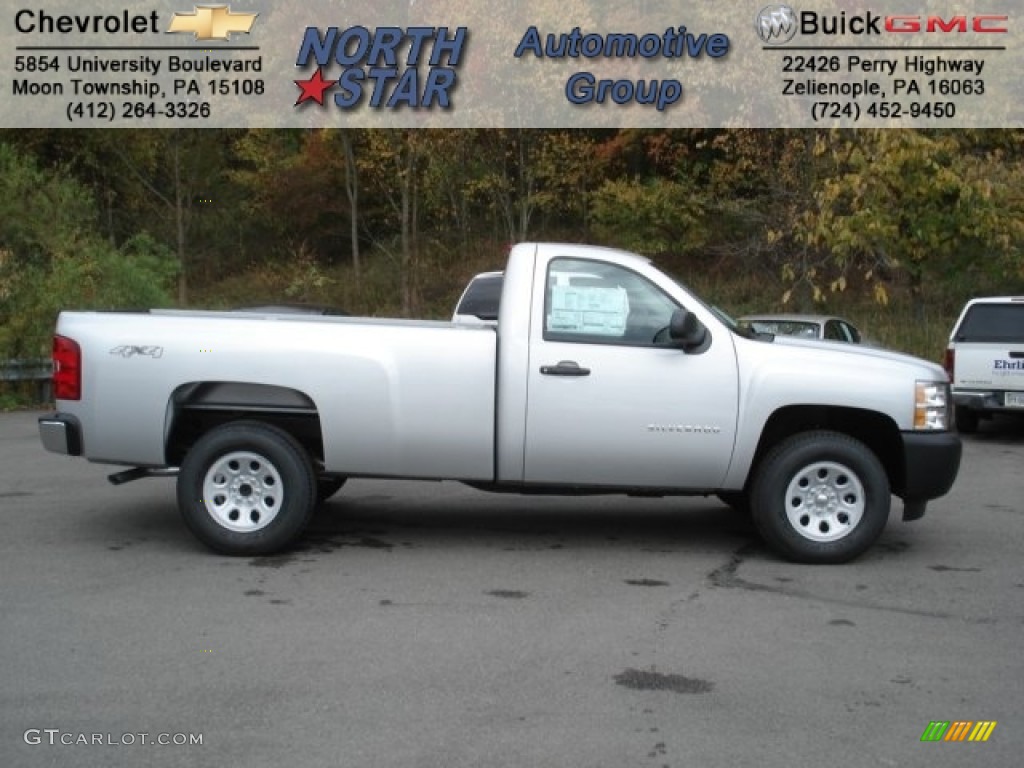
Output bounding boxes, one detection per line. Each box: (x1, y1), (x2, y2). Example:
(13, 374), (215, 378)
(177, 421), (316, 556)
(317, 475), (348, 505)
(715, 490), (751, 517)
(750, 431), (890, 564)
(954, 406), (979, 434)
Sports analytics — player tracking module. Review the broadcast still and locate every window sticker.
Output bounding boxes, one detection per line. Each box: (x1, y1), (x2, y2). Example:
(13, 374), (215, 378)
(548, 285), (628, 337)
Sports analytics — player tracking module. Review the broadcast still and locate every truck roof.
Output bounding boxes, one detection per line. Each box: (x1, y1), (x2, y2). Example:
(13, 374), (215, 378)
(961, 296), (1024, 305)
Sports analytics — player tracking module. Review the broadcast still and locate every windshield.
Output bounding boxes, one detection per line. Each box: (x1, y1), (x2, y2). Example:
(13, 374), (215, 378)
(743, 319), (820, 339)
(660, 267), (756, 338)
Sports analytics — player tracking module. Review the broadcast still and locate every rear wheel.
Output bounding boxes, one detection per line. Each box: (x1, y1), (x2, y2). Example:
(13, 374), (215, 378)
(177, 421), (316, 555)
(750, 431), (890, 564)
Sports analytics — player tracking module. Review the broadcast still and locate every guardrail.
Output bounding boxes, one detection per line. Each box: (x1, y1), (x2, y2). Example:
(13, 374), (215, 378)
(0, 358), (52, 402)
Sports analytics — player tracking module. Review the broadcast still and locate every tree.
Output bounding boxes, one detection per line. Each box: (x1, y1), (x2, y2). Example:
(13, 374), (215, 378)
(0, 144), (174, 358)
(467, 130), (599, 243)
(362, 130), (427, 315)
(800, 130), (1024, 310)
(108, 130), (236, 304)
(339, 131), (362, 284)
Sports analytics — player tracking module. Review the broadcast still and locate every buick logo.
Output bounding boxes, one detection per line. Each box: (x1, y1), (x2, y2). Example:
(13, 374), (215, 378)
(756, 4), (798, 44)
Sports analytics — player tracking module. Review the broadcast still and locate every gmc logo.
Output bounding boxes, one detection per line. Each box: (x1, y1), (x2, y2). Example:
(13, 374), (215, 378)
(885, 15), (1008, 33)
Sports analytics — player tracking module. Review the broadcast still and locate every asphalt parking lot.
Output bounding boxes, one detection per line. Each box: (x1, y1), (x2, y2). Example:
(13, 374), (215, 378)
(2, 410), (1022, 767)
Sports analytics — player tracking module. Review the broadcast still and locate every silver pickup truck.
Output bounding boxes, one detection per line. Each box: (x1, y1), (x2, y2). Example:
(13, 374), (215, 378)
(39, 243), (961, 563)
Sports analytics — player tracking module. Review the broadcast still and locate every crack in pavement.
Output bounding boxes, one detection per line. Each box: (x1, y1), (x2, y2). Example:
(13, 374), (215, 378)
(705, 545), (987, 623)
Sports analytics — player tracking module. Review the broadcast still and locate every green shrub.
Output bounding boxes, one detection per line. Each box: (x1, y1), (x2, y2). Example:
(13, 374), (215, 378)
(0, 144), (176, 359)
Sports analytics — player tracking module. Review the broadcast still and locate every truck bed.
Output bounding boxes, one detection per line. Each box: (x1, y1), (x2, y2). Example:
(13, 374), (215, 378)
(58, 310), (499, 480)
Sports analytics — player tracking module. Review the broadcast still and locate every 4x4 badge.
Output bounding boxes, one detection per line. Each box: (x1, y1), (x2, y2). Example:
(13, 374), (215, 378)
(110, 345), (164, 359)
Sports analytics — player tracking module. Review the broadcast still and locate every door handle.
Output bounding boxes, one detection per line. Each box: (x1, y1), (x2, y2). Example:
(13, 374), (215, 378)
(540, 360), (591, 376)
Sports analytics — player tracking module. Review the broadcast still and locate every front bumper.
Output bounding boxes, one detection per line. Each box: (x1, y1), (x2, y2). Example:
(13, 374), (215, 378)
(38, 413), (82, 456)
(901, 430), (961, 504)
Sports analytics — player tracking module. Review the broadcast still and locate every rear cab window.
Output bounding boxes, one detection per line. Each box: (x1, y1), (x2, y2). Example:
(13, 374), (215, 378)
(955, 303), (1024, 342)
(455, 274), (503, 321)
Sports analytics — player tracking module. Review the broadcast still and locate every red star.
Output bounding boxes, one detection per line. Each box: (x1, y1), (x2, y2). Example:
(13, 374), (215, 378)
(294, 68), (334, 106)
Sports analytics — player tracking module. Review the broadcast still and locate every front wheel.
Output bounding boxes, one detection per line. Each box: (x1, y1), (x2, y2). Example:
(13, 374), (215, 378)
(750, 431), (890, 564)
(177, 421), (317, 555)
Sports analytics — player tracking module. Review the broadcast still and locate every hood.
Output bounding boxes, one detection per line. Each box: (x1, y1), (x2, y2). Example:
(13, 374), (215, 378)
(754, 334), (948, 380)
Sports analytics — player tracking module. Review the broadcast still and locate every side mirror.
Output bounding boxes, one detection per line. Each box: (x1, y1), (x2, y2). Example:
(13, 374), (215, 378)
(669, 309), (707, 351)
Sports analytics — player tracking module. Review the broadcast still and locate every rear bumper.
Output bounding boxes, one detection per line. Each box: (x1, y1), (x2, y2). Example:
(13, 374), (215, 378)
(38, 413), (82, 456)
(953, 389), (1023, 414)
(901, 430), (961, 503)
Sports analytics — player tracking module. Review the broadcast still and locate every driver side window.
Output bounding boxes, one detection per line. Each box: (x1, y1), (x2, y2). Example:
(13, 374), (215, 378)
(543, 258), (678, 346)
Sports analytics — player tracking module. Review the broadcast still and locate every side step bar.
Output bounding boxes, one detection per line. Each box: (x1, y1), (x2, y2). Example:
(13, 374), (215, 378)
(108, 467), (180, 486)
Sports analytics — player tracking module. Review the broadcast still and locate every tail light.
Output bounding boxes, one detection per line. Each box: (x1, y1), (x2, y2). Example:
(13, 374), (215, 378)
(53, 335), (81, 401)
(942, 348), (955, 381)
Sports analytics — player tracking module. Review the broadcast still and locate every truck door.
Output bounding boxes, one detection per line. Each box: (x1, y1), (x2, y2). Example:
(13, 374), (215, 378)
(523, 257), (738, 489)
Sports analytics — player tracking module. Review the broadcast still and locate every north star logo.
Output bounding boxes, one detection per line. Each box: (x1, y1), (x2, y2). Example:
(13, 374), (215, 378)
(293, 26), (467, 109)
(167, 5), (257, 41)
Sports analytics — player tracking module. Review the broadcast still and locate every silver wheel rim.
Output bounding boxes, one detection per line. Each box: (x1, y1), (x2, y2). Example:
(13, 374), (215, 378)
(202, 451), (284, 533)
(784, 460), (865, 543)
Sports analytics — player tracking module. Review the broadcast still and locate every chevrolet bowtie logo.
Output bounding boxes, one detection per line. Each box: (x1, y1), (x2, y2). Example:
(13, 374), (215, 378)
(167, 5), (258, 41)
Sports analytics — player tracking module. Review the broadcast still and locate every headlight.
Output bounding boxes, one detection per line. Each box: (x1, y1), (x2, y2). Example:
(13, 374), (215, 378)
(914, 381), (950, 430)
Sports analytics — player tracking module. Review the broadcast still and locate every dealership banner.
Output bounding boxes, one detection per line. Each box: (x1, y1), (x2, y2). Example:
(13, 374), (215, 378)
(0, 0), (1019, 127)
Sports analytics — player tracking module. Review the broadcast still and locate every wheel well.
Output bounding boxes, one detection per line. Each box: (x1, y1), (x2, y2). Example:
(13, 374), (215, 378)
(750, 406), (905, 494)
(166, 382), (324, 467)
